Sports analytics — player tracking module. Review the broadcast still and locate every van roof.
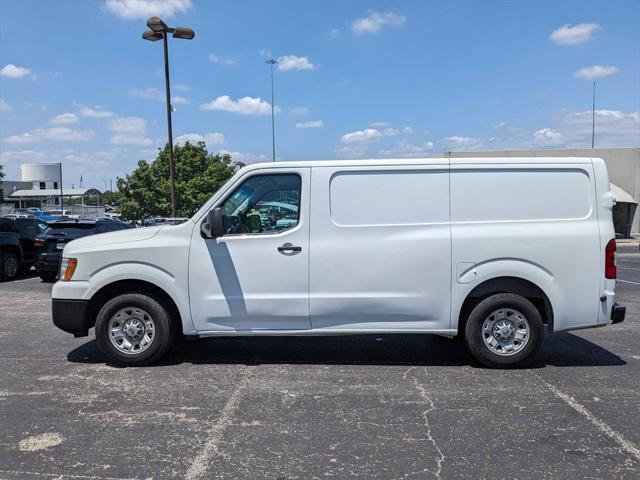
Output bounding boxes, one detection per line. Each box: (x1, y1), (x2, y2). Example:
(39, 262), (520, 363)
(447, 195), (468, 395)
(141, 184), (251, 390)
(242, 157), (599, 170)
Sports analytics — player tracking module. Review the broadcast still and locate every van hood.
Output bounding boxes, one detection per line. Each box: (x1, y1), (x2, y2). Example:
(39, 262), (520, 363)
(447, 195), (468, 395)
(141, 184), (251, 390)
(65, 227), (161, 253)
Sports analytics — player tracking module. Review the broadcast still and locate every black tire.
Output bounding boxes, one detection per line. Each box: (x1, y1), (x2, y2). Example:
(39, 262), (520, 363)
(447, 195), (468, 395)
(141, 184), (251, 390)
(95, 293), (175, 366)
(1, 253), (21, 281)
(39, 272), (57, 282)
(464, 293), (543, 368)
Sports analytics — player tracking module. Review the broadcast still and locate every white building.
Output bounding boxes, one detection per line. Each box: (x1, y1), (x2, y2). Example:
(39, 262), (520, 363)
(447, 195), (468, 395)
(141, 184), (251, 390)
(2, 163), (101, 209)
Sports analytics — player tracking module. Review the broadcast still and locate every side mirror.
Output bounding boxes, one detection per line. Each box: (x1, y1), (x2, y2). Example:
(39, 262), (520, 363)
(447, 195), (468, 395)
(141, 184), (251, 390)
(201, 207), (225, 239)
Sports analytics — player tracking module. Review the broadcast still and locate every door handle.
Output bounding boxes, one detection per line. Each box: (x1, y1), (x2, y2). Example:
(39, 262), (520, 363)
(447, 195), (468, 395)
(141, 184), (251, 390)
(278, 244), (302, 253)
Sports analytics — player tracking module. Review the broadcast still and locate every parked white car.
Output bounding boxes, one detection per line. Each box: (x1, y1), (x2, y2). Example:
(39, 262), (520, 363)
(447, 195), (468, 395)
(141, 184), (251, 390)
(52, 157), (625, 367)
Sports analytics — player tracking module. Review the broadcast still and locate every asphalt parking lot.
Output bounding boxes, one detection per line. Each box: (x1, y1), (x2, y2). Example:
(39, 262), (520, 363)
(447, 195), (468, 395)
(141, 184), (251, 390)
(1, 243), (639, 480)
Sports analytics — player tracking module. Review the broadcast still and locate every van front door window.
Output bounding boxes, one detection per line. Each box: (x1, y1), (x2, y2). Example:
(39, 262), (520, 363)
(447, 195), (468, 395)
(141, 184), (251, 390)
(220, 174), (301, 235)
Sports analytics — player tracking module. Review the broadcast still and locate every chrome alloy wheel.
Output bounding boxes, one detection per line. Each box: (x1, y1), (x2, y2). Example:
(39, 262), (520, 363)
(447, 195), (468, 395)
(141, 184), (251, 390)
(4, 256), (18, 278)
(108, 307), (155, 355)
(481, 308), (530, 356)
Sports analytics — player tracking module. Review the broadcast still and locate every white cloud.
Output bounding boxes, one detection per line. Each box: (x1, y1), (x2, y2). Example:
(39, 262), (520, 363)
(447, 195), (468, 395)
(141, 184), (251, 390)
(208, 53), (235, 65)
(295, 120), (323, 128)
(549, 23), (600, 45)
(432, 109), (639, 151)
(111, 134), (152, 146)
(175, 132), (225, 146)
(340, 128), (383, 144)
(0, 99), (11, 111)
(444, 136), (482, 149)
(104, 0), (192, 19)
(219, 150), (268, 164)
(532, 128), (564, 146)
(560, 109), (639, 147)
(78, 104), (115, 118)
(130, 87), (189, 104)
(5, 127), (94, 144)
(0, 64), (31, 78)
(200, 95), (277, 115)
(277, 55), (315, 71)
(50, 113), (78, 125)
(290, 106), (309, 115)
(574, 65), (619, 80)
(351, 11), (406, 35)
(377, 140), (434, 158)
(108, 116), (146, 133)
(382, 127), (399, 136)
(370, 121), (391, 128)
(403, 126), (415, 135)
(0, 150), (46, 163)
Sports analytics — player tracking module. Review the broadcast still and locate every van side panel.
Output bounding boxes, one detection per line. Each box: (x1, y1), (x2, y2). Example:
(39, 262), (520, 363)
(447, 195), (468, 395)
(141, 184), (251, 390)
(450, 162), (601, 332)
(309, 165), (452, 331)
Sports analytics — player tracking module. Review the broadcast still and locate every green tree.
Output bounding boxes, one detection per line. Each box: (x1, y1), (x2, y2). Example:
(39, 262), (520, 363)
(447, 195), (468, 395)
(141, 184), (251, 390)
(101, 189), (122, 206)
(116, 141), (241, 220)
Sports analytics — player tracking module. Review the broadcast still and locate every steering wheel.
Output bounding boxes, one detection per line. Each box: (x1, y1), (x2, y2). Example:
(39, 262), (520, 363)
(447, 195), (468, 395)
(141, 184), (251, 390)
(225, 215), (250, 234)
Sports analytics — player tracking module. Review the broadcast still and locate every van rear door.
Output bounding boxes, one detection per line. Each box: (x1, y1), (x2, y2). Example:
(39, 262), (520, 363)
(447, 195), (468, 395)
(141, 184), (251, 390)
(309, 163), (452, 331)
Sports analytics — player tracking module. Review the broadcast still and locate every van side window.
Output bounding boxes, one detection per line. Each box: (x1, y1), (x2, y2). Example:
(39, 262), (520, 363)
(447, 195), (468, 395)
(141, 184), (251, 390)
(219, 174), (301, 235)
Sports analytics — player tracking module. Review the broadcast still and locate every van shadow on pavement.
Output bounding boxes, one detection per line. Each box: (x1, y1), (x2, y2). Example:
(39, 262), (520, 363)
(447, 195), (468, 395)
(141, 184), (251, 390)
(66, 331), (626, 369)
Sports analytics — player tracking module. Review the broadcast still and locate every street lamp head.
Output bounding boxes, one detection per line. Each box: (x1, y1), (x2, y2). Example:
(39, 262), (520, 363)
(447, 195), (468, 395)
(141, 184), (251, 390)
(147, 16), (168, 32)
(173, 27), (195, 40)
(142, 29), (163, 41)
(266, 58), (278, 65)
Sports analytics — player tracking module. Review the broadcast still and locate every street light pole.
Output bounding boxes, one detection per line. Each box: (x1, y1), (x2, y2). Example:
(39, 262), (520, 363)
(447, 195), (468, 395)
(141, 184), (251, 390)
(142, 17), (195, 218)
(162, 32), (178, 218)
(266, 58), (277, 162)
(591, 81), (596, 149)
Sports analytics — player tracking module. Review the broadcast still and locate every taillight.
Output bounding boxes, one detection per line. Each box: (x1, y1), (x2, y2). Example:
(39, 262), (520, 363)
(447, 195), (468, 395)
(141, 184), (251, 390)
(605, 239), (617, 279)
(34, 237), (45, 246)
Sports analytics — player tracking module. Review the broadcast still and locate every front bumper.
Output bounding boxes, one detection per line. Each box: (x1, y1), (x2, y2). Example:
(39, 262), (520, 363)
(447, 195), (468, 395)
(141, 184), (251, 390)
(611, 303), (625, 324)
(52, 298), (90, 337)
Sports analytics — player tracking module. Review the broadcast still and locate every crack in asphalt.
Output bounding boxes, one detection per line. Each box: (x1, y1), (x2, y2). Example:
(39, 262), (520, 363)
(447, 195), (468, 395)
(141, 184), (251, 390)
(404, 367), (445, 479)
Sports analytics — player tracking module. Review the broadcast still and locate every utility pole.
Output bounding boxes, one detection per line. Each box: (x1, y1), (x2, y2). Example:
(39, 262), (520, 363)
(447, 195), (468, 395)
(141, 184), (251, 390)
(266, 58), (278, 162)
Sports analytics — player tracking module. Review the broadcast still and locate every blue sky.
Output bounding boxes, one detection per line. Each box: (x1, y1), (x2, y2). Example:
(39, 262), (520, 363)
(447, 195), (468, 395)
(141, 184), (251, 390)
(1, 0), (639, 189)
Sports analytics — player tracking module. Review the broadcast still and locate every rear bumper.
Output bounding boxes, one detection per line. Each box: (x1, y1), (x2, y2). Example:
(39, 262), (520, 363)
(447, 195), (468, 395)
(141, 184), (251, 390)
(36, 253), (61, 273)
(611, 303), (626, 324)
(52, 298), (90, 337)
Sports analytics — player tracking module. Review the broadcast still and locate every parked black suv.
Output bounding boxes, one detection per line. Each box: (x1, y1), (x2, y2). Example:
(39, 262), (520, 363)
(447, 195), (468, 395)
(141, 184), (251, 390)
(35, 219), (131, 281)
(0, 217), (49, 281)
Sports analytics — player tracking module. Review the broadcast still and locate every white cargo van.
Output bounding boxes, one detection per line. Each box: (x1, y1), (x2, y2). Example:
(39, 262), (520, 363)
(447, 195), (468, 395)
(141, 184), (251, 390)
(52, 157), (625, 367)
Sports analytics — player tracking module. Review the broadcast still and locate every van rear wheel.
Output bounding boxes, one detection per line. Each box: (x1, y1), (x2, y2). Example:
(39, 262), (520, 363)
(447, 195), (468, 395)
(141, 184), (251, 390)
(464, 293), (543, 368)
(95, 293), (174, 366)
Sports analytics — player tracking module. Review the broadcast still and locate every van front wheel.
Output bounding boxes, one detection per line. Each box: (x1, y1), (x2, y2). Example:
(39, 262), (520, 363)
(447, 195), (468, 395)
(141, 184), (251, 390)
(464, 293), (543, 368)
(95, 293), (174, 366)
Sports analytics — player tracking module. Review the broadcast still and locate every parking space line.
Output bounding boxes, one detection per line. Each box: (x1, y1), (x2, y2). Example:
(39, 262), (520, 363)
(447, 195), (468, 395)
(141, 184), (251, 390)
(185, 367), (254, 479)
(618, 279), (640, 285)
(532, 372), (640, 463)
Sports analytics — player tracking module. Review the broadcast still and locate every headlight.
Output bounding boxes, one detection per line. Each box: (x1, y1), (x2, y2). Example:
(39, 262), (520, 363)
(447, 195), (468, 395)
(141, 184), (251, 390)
(59, 257), (77, 281)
